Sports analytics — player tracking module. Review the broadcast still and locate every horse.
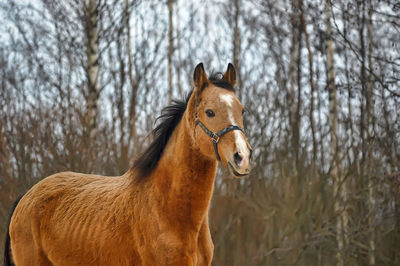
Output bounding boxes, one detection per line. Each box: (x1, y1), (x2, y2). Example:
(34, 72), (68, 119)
(4, 63), (253, 266)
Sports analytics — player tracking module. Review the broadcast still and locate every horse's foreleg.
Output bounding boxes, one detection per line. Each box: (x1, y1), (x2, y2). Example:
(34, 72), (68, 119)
(196, 219), (214, 266)
(34, 250), (53, 266)
(153, 231), (200, 266)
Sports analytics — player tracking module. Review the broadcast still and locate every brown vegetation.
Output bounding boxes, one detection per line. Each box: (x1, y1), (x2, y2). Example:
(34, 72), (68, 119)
(1, 0), (399, 265)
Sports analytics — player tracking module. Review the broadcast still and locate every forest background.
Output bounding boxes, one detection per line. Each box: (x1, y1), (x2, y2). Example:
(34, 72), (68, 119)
(0, 0), (399, 265)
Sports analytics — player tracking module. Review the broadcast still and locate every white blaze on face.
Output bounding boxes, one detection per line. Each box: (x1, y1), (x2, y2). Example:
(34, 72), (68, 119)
(219, 93), (250, 170)
(219, 93), (235, 124)
(220, 93), (234, 108)
(234, 129), (250, 169)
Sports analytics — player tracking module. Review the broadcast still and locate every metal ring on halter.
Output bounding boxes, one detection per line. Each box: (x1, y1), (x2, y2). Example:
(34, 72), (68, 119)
(194, 95), (245, 161)
(211, 134), (220, 143)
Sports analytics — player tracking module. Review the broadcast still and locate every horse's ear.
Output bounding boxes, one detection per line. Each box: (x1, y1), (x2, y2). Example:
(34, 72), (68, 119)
(223, 63), (237, 87)
(193, 63), (208, 91)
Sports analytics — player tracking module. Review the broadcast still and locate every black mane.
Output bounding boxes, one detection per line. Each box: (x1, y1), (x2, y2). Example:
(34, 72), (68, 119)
(133, 74), (234, 179)
(133, 91), (192, 179)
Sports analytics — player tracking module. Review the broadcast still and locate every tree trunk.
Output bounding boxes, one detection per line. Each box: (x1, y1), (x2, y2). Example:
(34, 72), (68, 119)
(299, 0), (317, 177)
(325, 0), (345, 264)
(125, 0), (139, 156)
(175, 2), (183, 96)
(295, 2), (302, 175)
(341, 4), (356, 189)
(167, 0), (174, 104)
(0, 118), (13, 201)
(289, 0), (300, 174)
(367, 0), (375, 263)
(233, 0), (241, 95)
(85, 0), (100, 139)
(388, 172), (400, 263)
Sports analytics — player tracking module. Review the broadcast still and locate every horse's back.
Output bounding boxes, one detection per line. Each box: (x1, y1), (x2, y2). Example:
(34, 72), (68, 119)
(9, 171), (138, 265)
(11, 171), (105, 227)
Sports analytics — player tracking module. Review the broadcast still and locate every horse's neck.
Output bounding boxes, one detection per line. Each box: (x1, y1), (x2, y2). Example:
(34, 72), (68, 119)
(152, 112), (217, 230)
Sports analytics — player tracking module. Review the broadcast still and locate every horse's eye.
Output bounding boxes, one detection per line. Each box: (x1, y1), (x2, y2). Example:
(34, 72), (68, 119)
(242, 109), (246, 115)
(205, 109), (215, 117)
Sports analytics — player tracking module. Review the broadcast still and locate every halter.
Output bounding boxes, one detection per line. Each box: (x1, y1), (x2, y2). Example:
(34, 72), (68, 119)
(194, 94), (245, 161)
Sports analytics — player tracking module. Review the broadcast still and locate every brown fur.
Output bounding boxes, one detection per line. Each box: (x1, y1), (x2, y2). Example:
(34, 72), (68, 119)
(8, 63), (252, 265)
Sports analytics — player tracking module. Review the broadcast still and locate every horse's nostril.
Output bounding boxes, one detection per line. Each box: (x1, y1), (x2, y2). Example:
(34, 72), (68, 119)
(234, 152), (242, 166)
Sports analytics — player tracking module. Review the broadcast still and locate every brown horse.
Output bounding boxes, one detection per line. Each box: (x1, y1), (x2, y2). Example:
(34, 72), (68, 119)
(4, 63), (252, 266)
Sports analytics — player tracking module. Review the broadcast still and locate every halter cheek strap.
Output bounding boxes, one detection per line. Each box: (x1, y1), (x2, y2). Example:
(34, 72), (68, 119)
(194, 95), (245, 161)
(195, 120), (244, 161)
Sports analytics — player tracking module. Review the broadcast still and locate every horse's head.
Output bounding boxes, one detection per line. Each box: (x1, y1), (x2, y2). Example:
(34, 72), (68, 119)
(190, 63), (252, 178)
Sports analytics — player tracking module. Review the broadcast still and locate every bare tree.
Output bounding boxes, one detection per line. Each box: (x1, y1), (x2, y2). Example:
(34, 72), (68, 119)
(366, 0), (375, 264)
(1, 0), (399, 264)
(288, 0), (299, 174)
(299, 0), (317, 177)
(84, 0), (101, 139)
(325, 0), (345, 264)
(167, 0), (174, 104)
(233, 0), (241, 91)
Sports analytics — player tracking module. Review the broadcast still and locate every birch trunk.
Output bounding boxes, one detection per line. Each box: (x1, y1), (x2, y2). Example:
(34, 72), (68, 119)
(289, 0), (299, 173)
(233, 0), (241, 95)
(325, 0), (345, 264)
(125, 0), (139, 156)
(167, 0), (174, 104)
(85, 0), (100, 139)
(0, 119), (13, 201)
(299, 0), (317, 177)
(367, 0), (375, 263)
(175, 2), (183, 96)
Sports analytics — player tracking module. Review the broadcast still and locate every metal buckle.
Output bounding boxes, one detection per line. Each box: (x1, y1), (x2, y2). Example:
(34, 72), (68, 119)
(212, 134), (220, 143)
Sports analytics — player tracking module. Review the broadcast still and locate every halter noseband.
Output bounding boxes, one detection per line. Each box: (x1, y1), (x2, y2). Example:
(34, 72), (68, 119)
(194, 95), (245, 161)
